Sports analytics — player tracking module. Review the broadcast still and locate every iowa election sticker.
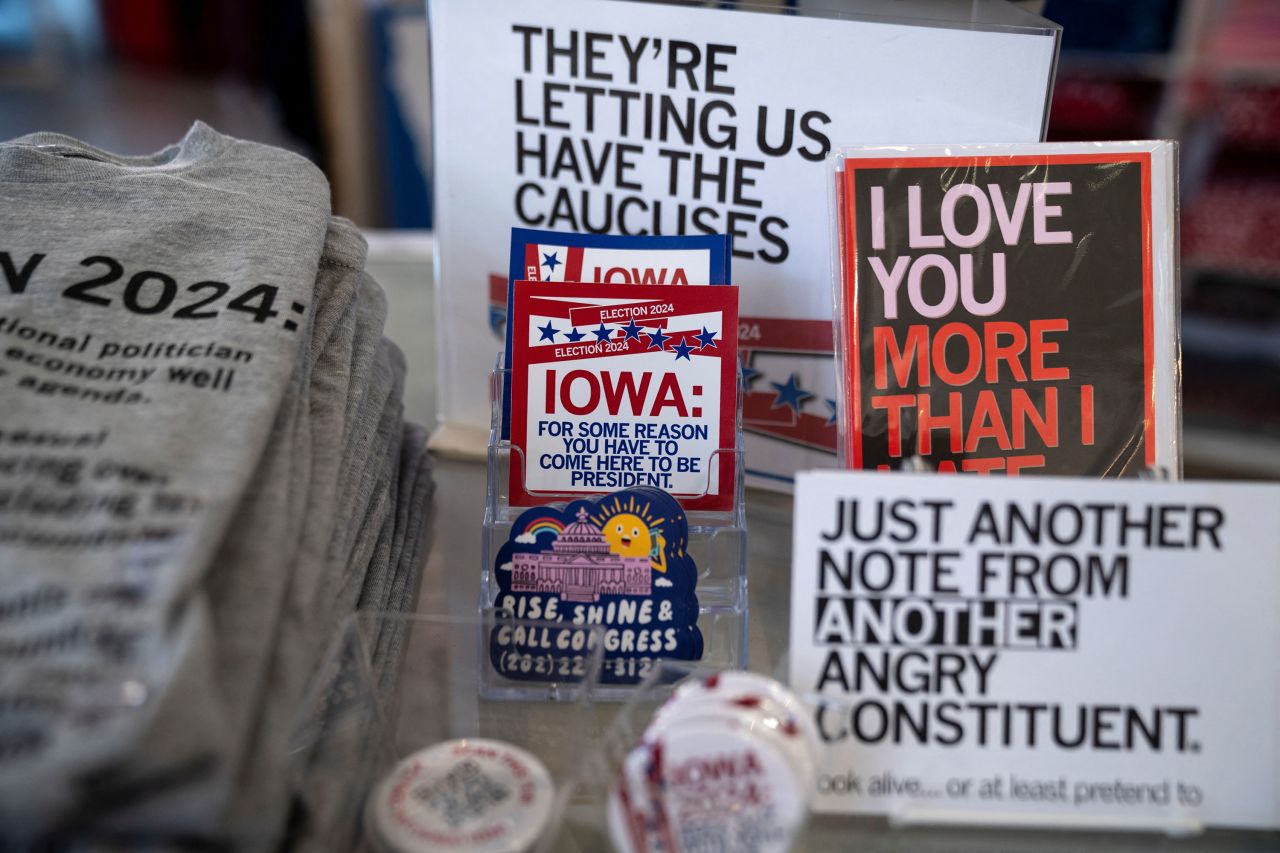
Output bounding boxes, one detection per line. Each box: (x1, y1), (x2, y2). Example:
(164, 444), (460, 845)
(509, 281), (739, 511)
(489, 490), (702, 686)
(500, 228), (730, 440)
(834, 144), (1178, 477)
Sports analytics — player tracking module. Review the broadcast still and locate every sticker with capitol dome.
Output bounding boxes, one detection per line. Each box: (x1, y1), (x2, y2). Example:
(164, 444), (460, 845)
(489, 489), (702, 685)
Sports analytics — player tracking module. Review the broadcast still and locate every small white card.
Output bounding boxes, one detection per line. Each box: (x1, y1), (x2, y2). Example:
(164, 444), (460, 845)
(789, 471), (1280, 830)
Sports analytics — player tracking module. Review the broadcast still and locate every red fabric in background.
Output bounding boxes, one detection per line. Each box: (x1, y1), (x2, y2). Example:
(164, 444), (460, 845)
(99, 0), (178, 67)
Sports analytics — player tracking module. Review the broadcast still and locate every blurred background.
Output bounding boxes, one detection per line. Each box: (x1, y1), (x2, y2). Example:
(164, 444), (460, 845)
(0, 0), (1276, 479)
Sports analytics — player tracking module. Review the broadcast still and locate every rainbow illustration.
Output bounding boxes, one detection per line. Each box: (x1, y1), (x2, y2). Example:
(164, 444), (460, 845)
(522, 518), (565, 538)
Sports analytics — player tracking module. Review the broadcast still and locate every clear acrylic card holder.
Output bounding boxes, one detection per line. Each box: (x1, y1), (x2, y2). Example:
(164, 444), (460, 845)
(482, 356), (749, 701)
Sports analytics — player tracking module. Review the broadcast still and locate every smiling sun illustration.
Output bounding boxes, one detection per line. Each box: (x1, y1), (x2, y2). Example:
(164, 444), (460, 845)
(603, 512), (651, 558)
(591, 496), (671, 574)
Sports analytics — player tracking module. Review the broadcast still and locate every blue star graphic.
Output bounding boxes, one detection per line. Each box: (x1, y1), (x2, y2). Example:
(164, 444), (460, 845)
(645, 327), (671, 350)
(672, 339), (694, 361)
(537, 320), (559, 342)
(591, 323), (613, 343)
(739, 358), (761, 391)
(825, 398), (839, 426)
(769, 373), (813, 413)
(564, 327), (585, 342)
(542, 251), (561, 272)
(621, 319), (644, 342)
(694, 326), (717, 349)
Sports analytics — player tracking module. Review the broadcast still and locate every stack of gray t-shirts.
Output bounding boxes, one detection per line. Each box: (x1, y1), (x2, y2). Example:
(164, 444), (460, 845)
(0, 123), (432, 849)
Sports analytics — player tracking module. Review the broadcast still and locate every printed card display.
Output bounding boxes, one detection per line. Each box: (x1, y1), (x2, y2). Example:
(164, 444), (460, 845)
(789, 471), (1280, 830)
(509, 281), (738, 511)
(834, 142), (1179, 477)
(500, 228), (729, 440)
(490, 489), (702, 686)
(429, 0), (1058, 488)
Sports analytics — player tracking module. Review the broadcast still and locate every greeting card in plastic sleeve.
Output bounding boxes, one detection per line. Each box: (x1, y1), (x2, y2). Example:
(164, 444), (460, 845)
(831, 142), (1180, 477)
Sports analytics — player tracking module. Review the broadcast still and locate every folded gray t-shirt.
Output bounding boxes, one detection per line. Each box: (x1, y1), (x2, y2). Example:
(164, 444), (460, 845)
(0, 124), (435, 851)
(0, 122), (332, 839)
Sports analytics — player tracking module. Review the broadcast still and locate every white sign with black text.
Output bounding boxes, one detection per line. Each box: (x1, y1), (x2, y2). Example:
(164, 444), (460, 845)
(428, 0), (1057, 486)
(789, 472), (1280, 830)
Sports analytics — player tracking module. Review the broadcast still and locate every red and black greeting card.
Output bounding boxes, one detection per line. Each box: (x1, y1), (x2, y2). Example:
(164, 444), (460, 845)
(833, 143), (1179, 476)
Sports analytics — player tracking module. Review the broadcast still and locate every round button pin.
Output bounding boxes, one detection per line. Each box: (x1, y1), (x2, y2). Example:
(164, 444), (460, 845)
(366, 738), (555, 853)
